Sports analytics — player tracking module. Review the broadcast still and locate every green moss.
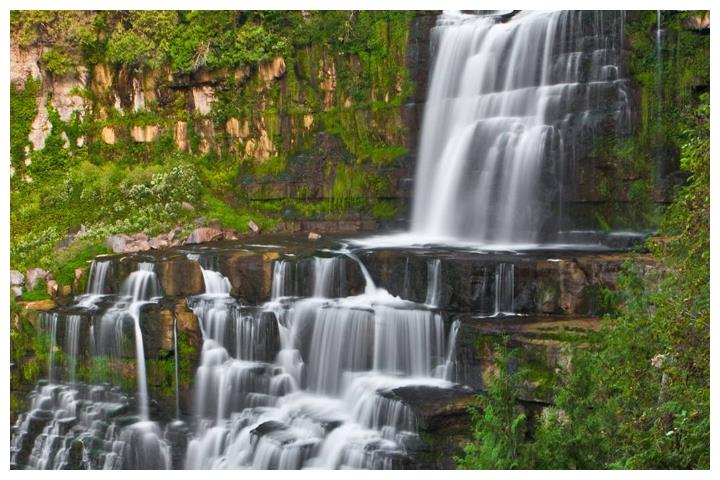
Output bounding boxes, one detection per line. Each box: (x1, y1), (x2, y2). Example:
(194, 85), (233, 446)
(10, 78), (39, 169)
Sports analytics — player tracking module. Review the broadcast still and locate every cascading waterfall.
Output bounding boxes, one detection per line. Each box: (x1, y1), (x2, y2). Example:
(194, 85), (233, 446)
(411, 10), (630, 244)
(12, 262), (171, 470)
(184, 254), (456, 469)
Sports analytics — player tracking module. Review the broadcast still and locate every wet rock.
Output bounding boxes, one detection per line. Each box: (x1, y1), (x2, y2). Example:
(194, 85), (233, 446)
(251, 420), (288, 437)
(386, 384), (476, 469)
(155, 259), (204, 297)
(185, 227), (224, 245)
(10, 270), (25, 286)
(255, 311), (281, 362)
(165, 421), (191, 469)
(62, 439), (85, 470)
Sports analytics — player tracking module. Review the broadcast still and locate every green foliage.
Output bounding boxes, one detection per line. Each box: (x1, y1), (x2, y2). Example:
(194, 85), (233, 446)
(20, 279), (51, 301)
(41, 48), (76, 75)
(10, 79), (39, 168)
(458, 341), (530, 469)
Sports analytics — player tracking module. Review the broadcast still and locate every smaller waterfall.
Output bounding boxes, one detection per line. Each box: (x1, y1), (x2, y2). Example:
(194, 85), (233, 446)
(78, 260), (111, 308)
(271, 260), (292, 299)
(173, 314), (180, 419)
(435, 319), (461, 381)
(64, 315), (82, 383)
(86, 260), (111, 294)
(124, 263), (160, 420)
(425, 259), (442, 306)
(494, 263), (515, 316)
(40, 313), (59, 383)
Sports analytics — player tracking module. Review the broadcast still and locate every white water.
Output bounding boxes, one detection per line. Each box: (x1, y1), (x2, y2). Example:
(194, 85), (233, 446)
(185, 255), (456, 469)
(411, 10), (629, 244)
(77, 260), (111, 308)
(425, 258), (442, 306)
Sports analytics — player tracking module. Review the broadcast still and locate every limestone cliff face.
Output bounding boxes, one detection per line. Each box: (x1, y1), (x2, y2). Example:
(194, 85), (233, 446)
(10, 13), (437, 228)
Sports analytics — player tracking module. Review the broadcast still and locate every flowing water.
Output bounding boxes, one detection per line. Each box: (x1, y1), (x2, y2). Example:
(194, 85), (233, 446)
(183, 255), (454, 469)
(11, 10), (637, 470)
(411, 10), (630, 244)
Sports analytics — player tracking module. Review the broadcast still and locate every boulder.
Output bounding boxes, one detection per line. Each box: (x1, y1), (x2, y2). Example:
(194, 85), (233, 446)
(11, 286), (23, 298)
(308, 232), (322, 240)
(47, 279), (58, 297)
(185, 227), (223, 245)
(106, 234), (132, 253)
(26, 268), (49, 290)
(10, 270), (24, 286)
(223, 229), (239, 241)
(247, 220), (261, 234)
(149, 237), (169, 250)
(74, 268), (86, 280)
(168, 226), (182, 242)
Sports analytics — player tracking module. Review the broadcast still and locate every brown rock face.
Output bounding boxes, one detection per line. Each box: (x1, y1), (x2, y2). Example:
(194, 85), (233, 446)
(558, 260), (589, 315)
(259, 57), (287, 82)
(101, 126), (116, 144)
(174, 121), (188, 151)
(185, 227), (224, 245)
(130, 125), (159, 143)
(155, 258), (204, 297)
(10, 44), (42, 89)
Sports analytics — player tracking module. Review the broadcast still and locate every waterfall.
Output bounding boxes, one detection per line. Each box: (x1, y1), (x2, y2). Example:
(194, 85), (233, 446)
(86, 260), (110, 295)
(270, 260), (292, 299)
(494, 263), (515, 315)
(184, 252), (456, 469)
(411, 10), (630, 244)
(173, 314), (180, 419)
(64, 315), (82, 383)
(40, 313), (59, 383)
(425, 259), (442, 306)
(78, 260), (110, 308)
(122, 262), (160, 420)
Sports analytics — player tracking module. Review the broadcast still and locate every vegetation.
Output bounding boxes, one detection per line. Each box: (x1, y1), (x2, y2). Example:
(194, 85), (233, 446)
(10, 11), (414, 280)
(459, 11), (709, 468)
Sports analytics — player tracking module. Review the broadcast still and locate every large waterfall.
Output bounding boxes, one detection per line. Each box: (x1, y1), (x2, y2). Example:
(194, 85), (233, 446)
(411, 10), (630, 244)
